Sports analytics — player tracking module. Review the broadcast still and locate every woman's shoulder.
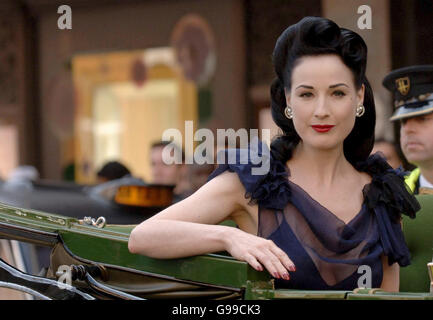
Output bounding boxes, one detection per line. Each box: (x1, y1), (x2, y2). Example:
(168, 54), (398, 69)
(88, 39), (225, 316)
(356, 153), (421, 267)
(356, 152), (420, 222)
(207, 140), (291, 211)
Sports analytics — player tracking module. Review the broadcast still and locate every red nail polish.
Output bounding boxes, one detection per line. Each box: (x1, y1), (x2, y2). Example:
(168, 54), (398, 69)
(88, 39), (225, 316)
(282, 273), (290, 280)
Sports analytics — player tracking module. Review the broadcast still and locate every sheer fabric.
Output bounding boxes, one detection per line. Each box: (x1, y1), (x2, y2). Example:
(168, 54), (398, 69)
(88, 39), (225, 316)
(207, 142), (419, 290)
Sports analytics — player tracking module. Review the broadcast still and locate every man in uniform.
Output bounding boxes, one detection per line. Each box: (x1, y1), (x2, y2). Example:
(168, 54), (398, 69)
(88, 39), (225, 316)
(383, 65), (433, 293)
(383, 65), (433, 194)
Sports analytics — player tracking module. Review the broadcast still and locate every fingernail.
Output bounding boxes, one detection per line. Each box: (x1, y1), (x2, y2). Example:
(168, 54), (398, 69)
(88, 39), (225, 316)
(282, 272), (290, 280)
(257, 265), (263, 271)
(289, 265), (296, 272)
(273, 272), (280, 279)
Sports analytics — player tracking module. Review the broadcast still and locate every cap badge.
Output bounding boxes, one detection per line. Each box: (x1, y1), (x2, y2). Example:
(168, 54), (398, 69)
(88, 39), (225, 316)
(396, 77), (410, 95)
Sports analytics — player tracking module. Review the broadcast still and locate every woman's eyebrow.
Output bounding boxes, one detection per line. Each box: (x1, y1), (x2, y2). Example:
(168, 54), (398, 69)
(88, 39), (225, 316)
(295, 85), (314, 90)
(329, 83), (349, 88)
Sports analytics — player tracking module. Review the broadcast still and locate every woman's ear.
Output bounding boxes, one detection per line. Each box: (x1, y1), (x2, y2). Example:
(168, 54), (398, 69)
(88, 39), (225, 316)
(357, 84), (365, 106)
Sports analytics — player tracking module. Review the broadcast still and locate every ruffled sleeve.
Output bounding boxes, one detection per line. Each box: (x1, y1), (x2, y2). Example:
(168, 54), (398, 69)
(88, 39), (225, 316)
(357, 153), (421, 266)
(207, 140), (291, 210)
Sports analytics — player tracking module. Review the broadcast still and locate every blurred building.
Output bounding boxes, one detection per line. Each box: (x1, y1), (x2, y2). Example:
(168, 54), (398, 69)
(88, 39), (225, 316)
(0, 0), (431, 182)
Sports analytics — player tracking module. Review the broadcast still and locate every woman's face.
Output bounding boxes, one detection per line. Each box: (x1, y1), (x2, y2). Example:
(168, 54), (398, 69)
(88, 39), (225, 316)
(285, 54), (364, 152)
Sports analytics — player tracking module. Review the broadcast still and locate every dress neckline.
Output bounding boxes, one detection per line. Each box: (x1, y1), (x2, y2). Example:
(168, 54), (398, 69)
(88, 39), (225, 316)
(286, 175), (372, 226)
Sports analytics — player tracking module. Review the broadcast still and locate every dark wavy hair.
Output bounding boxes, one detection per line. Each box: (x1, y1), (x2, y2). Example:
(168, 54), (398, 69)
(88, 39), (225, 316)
(270, 16), (376, 167)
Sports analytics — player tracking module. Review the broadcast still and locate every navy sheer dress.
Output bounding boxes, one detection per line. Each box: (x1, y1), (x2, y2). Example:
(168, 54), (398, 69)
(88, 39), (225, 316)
(207, 141), (419, 290)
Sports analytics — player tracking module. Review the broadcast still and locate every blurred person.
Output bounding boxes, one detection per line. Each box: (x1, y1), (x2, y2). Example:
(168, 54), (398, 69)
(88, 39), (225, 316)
(187, 143), (218, 193)
(371, 138), (403, 169)
(187, 163), (216, 194)
(97, 161), (131, 183)
(384, 65), (433, 293)
(150, 141), (191, 202)
(384, 65), (433, 194)
(130, 17), (419, 291)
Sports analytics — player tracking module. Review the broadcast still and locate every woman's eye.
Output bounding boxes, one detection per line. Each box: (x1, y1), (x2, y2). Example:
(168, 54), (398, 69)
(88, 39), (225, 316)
(333, 90), (346, 97)
(300, 92), (313, 98)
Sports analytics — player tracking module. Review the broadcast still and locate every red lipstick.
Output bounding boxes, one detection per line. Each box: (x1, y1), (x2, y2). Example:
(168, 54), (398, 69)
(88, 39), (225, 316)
(311, 125), (334, 133)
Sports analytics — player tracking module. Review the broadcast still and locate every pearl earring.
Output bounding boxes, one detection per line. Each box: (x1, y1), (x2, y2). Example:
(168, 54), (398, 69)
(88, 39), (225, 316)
(356, 104), (365, 117)
(284, 106), (293, 119)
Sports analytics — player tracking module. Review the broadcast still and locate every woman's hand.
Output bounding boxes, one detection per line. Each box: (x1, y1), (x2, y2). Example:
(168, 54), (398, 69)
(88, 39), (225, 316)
(224, 227), (296, 280)
(128, 169), (296, 281)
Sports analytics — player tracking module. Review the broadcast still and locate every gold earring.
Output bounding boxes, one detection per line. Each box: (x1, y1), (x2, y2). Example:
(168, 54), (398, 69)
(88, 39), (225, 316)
(356, 104), (365, 117)
(284, 106), (293, 119)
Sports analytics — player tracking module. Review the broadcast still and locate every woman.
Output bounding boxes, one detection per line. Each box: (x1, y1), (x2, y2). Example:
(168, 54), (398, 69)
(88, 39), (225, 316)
(128, 17), (419, 291)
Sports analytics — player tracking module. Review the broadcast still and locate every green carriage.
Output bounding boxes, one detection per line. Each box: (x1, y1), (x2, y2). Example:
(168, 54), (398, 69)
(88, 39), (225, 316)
(0, 196), (432, 300)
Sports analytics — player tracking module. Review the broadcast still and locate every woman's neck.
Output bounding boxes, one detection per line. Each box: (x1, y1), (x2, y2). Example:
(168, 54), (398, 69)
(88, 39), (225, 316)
(287, 143), (352, 188)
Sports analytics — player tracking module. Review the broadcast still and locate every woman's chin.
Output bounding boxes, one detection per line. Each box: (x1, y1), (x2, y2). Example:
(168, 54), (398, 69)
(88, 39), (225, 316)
(301, 139), (343, 152)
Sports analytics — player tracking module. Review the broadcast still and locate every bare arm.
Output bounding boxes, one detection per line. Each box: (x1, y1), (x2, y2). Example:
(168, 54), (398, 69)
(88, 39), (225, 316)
(380, 255), (399, 292)
(128, 171), (246, 257)
(128, 171), (295, 279)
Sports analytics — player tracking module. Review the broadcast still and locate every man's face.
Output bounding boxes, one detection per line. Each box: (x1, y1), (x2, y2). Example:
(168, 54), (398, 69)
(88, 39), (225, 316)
(150, 146), (181, 185)
(400, 113), (433, 167)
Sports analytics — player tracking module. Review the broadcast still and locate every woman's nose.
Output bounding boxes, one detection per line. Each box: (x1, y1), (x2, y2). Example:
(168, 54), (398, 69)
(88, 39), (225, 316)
(313, 97), (330, 118)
